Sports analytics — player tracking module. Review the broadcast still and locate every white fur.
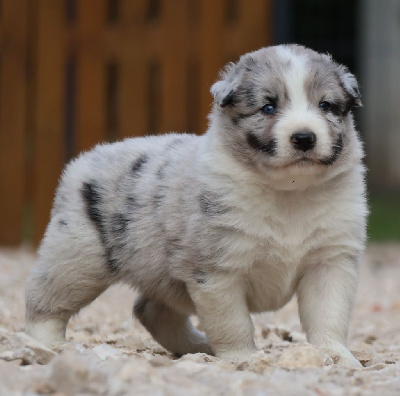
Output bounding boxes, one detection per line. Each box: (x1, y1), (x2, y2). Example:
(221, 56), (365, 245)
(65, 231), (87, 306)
(25, 45), (367, 369)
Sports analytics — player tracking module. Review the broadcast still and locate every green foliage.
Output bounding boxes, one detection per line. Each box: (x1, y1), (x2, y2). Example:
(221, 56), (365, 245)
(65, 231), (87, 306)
(368, 194), (400, 241)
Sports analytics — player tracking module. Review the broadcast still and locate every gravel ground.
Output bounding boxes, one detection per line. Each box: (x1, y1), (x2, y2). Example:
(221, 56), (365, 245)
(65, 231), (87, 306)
(0, 244), (399, 395)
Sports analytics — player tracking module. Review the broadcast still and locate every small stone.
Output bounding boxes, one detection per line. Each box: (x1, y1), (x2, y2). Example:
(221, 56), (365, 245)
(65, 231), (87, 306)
(8, 358), (24, 366)
(92, 344), (122, 361)
(178, 353), (219, 364)
(363, 363), (390, 371)
(352, 351), (373, 366)
(384, 360), (396, 364)
(364, 335), (377, 345)
(53, 342), (86, 355)
(277, 344), (326, 369)
(237, 350), (276, 374)
(274, 326), (293, 342)
(261, 327), (270, 339)
(0, 332), (56, 365)
(15, 332), (57, 364)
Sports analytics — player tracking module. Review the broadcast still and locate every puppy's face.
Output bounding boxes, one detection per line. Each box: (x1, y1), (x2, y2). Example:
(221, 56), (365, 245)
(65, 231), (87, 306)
(210, 45), (362, 186)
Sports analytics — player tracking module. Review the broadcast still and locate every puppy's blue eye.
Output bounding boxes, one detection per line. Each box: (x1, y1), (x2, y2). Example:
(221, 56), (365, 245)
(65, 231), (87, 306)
(261, 104), (276, 114)
(319, 101), (331, 111)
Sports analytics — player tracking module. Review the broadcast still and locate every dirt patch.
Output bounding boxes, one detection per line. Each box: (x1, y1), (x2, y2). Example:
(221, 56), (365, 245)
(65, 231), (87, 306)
(0, 245), (399, 395)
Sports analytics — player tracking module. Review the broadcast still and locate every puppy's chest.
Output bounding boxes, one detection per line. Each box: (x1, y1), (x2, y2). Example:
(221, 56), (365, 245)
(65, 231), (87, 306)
(226, 193), (329, 261)
(223, 194), (332, 311)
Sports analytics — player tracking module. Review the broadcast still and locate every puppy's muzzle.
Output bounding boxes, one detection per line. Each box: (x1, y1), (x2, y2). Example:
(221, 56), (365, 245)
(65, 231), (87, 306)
(290, 131), (316, 152)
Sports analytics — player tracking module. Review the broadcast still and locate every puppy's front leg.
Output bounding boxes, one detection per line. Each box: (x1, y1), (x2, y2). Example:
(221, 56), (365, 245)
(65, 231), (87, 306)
(188, 273), (256, 361)
(297, 256), (362, 368)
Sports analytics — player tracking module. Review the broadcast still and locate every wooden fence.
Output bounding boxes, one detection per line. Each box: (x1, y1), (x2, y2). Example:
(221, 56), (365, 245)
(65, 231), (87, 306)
(0, 0), (272, 246)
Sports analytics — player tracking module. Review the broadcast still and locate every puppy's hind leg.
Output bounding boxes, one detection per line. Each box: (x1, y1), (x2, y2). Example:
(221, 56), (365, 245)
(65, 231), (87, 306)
(25, 261), (112, 346)
(25, 226), (116, 346)
(133, 295), (213, 356)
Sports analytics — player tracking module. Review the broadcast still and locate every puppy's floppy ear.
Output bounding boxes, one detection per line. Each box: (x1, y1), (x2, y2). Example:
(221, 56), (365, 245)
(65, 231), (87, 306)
(210, 62), (241, 108)
(337, 65), (362, 110)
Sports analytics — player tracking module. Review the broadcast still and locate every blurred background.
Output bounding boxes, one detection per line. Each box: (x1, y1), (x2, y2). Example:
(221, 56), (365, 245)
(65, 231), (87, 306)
(0, 0), (399, 246)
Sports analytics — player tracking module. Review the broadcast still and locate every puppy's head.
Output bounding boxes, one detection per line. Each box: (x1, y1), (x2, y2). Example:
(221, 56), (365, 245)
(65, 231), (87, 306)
(210, 45), (363, 188)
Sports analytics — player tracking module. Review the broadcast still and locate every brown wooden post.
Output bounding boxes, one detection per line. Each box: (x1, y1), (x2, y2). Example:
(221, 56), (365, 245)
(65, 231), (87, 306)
(158, 0), (189, 134)
(75, 0), (107, 153)
(0, 0), (28, 245)
(235, 0), (272, 54)
(32, 0), (66, 245)
(198, 0), (226, 134)
(117, 0), (148, 139)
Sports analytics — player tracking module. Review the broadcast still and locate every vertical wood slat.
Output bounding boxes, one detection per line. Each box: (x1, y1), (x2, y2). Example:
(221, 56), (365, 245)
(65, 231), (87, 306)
(0, 0), (28, 245)
(118, 0), (148, 139)
(75, 0), (107, 153)
(198, 0), (226, 134)
(236, 0), (272, 53)
(33, 0), (66, 244)
(158, 0), (189, 133)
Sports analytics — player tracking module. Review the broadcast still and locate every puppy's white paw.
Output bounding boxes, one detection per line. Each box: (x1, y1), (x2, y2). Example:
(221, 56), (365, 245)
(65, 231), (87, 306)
(25, 319), (67, 347)
(320, 344), (362, 369)
(335, 354), (362, 369)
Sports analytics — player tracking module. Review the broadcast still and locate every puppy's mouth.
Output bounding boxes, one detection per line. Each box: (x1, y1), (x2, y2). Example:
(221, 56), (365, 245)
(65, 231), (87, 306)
(281, 134), (344, 168)
(279, 156), (321, 169)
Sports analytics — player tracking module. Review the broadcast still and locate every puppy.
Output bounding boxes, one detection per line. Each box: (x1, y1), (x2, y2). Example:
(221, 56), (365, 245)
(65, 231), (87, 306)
(26, 44), (367, 368)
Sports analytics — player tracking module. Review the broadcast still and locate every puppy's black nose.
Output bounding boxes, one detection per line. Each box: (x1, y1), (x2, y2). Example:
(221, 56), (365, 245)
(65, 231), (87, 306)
(290, 132), (316, 152)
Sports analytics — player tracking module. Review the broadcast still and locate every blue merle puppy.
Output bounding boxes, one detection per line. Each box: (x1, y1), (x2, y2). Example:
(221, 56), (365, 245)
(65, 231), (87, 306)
(26, 44), (367, 368)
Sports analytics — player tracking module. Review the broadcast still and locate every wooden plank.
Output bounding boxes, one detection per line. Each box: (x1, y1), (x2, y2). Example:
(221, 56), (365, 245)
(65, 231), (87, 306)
(235, 0), (272, 54)
(117, 0), (148, 139)
(0, 0), (28, 245)
(75, 0), (107, 153)
(198, 0), (226, 134)
(185, 0), (201, 134)
(158, 0), (189, 134)
(33, 0), (66, 245)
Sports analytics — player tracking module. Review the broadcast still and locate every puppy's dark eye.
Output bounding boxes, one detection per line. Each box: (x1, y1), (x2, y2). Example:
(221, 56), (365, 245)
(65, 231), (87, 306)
(261, 104), (276, 115)
(319, 101), (331, 111)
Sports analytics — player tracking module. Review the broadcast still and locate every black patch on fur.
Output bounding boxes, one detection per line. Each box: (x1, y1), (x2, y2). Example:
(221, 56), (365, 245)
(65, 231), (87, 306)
(156, 160), (170, 179)
(131, 154), (149, 177)
(111, 213), (129, 237)
(167, 137), (185, 149)
(320, 134), (344, 165)
(231, 117), (239, 126)
(126, 195), (144, 211)
(126, 195), (137, 206)
(232, 112), (254, 125)
(82, 182), (104, 234)
(81, 181), (119, 273)
(59, 219), (67, 227)
(247, 132), (276, 155)
(221, 89), (235, 107)
(154, 192), (166, 208)
(193, 269), (207, 284)
(199, 191), (229, 216)
(105, 248), (119, 271)
(242, 86), (257, 108)
(335, 73), (361, 116)
(327, 102), (342, 117)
